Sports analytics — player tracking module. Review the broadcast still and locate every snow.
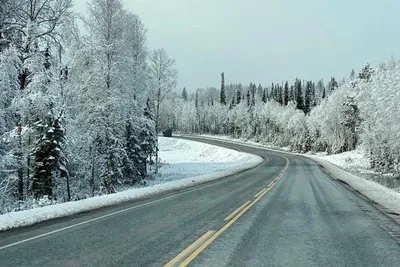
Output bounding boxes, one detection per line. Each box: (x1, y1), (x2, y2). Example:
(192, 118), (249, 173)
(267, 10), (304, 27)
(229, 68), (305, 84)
(197, 135), (400, 216)
(311, 150), (371, 173)
(152, 137), (260, 185)
(0, 137), (263, 231)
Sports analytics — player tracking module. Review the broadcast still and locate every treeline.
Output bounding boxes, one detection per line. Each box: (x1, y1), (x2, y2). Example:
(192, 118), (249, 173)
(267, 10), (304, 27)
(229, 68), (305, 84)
(160, 63), (399, 175)
(0, 0), (177, 213)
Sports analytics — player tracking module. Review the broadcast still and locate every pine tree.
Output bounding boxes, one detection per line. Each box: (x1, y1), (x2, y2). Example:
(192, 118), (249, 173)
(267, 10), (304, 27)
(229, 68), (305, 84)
(295, 79), (304, 111)
(251, 88), (255, 107)
(311, 82), (316, 107)
(262, 88), (267, 103)
(329, 77), (338, 93)
(358, 63), (373, 81)
(234, 90), (239, 105)
(246, 90), (251, 106)
(277, 85), (283, 105)
(220, 72), (226, 105)
(304, 81), (312, 114)
(289, 85), (295, 102)
(181, 87), (188, 101)
(195, 90), (199, 108)
(283, 81), (289, 106)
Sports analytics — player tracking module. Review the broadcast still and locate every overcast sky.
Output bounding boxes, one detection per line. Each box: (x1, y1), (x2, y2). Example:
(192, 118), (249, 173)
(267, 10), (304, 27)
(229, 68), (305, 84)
(74, 0), (400, 92)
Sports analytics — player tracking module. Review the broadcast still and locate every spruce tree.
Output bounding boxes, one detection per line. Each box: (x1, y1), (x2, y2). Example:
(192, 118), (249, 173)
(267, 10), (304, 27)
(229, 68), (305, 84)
(181, 87), (188, 101)
(195, 90), (199, 108)
(295, 78), (304, 111)
(304, 81), (312, 114)
(262, 88), (267, 103)
(283, 81), (289, 106)
(236, 90), (241, 105)
(246, 90), (251, 107)
(329, 77), (338, 93)
(220, 72), (226, 105)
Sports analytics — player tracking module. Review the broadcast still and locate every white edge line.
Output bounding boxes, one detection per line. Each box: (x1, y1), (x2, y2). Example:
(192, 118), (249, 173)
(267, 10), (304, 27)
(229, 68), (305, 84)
(1, 155), (269, 251)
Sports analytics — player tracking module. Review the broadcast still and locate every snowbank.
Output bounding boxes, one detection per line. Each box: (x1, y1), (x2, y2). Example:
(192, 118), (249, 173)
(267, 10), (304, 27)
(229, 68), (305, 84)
(197, 135), (400, 215)
(308, 156), (400, 215)
(0, 137), (262, 231)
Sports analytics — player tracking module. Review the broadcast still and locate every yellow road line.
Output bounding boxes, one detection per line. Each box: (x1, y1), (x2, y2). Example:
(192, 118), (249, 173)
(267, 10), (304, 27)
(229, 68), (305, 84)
(179, 186), (273, 267)
(164, 230), (215, 267)
(253, 188), (268, 198)
(267, 181), (275, 187)
(224, 200), (252, 221)
(171, 156), (290, 267)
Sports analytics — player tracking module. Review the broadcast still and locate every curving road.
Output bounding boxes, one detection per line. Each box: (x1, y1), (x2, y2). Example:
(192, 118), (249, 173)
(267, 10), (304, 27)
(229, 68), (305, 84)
(1, 137), (400, 267)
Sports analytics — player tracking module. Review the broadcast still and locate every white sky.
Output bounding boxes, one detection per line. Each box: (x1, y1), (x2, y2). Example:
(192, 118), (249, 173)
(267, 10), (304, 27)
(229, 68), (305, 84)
(73, 0), (400, 92)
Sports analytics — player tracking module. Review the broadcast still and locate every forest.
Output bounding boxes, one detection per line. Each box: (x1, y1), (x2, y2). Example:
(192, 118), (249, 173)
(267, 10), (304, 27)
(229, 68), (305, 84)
(0, 0), (177, 213)
(1, 0), (400, 214)
(160, 63), (400, 178)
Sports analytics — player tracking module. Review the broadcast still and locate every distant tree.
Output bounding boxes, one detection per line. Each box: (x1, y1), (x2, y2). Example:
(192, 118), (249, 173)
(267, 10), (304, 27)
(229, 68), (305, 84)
(220, 72), (226, 105)
(304, 81), (312, 114)
(295, 79), (304, 111)
(289, 85), (295, 102)
(350, 69), (356, 79)
(328, 77), (338, 93)
(358, 63), (373, 81)
(195, 90), (199, 108)
(181, 87), (188, 101)
(283, 81), (289, 106)
(246, 90), (251, 107)
(262, 88), (267, 103)
(236, 90), (241, 105)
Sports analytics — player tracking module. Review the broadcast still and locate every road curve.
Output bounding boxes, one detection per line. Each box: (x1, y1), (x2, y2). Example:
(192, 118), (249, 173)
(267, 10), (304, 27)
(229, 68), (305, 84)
(0, 137), (399, 267)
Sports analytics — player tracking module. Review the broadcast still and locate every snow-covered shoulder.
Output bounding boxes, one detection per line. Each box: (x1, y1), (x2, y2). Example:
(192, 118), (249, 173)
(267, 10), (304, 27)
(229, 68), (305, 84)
(0, 137), (263, 231)
(308, 155), (400, 215)
(196, 135), (400, 216)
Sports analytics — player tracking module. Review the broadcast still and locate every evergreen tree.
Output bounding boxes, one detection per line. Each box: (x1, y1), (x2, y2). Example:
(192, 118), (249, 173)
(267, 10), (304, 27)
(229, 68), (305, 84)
(236, 90), (241, 105)
(277, 84), (283, 105)
(283, 81), (289, 106)
(195, 90), (199, 108)
(311, 82), (316, 107)
(220, 72), (226, 105)
(181, 87), (188, 101)
(289, 85), (295, 102)
(246, 90), (250, 107)
(304, 81), (312, 114)
(257, 83), (263, 98)
(358, 63), (373, 81)
(350, 69), (355, 79)
(295, 78), (304, 111)
(329, 77), (338, 93)
(32, 111), (69, 199)
(262, 88), (267, 103)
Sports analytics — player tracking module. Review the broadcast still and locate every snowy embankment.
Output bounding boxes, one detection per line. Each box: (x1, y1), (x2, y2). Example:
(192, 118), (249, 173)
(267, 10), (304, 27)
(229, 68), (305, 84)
(198, 135), (400, 215)
(0, 137), (262, 231)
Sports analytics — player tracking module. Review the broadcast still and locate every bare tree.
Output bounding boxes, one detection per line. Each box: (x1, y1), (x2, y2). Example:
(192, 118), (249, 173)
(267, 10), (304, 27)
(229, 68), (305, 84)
(149, 48), (177, 172)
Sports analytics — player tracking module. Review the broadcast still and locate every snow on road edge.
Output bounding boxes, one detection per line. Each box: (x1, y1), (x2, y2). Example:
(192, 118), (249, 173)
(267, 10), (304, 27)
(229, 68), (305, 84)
(196, 135), (400, 216)
(0, 138), (263, 232)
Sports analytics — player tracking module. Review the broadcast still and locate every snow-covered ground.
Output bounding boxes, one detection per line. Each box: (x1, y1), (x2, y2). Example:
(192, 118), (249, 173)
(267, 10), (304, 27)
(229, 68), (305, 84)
(152, 137), (260, 185)
(0, 137), (262, 231)
(197, 135), (400, 215)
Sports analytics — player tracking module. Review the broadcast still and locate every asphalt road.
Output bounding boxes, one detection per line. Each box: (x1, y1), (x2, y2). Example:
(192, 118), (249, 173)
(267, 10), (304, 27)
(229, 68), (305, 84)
(1, 137), (400, 267)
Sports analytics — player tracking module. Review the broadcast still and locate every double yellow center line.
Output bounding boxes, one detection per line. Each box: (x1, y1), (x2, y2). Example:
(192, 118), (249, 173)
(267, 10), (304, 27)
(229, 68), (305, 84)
(164, 157), (289, 267)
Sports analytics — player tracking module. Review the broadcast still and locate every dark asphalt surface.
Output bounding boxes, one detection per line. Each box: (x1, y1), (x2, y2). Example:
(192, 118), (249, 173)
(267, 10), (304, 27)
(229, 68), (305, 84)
(1, 137), (400, 267)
